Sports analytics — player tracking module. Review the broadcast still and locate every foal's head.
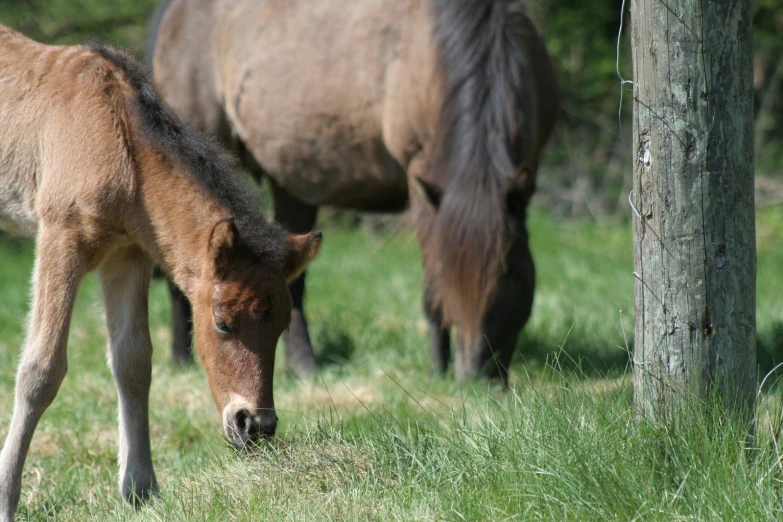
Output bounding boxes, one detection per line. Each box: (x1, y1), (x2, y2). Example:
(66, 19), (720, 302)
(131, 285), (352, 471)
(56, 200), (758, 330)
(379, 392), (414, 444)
(193, 217), (321, 447)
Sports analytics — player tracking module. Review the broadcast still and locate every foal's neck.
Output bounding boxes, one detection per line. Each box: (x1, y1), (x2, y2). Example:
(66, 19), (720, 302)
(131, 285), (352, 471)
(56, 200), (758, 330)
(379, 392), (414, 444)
(131, 149), (231, 298)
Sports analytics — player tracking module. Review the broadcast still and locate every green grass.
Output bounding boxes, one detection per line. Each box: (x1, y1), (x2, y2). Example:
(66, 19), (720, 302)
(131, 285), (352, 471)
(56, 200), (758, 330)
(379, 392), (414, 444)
(1, 207), (782, 521)
(0, 0), (160, 54)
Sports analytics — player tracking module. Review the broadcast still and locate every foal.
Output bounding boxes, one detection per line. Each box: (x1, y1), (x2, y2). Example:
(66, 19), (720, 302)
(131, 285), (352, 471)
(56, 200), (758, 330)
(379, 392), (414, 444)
(0, 26), (321, 518)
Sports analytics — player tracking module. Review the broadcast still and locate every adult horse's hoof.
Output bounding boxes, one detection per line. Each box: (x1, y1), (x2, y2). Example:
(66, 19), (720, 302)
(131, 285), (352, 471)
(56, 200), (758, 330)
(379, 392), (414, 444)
(170, 343), (194, 367)
(286, 345), (317, 377)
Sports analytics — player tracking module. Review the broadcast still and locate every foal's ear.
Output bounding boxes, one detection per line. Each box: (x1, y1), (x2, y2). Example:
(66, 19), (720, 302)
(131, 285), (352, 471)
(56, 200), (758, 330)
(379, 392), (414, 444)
(207, 216), (238, 274)
(414, 176), (443, 212)
(284, 231), (323, 283)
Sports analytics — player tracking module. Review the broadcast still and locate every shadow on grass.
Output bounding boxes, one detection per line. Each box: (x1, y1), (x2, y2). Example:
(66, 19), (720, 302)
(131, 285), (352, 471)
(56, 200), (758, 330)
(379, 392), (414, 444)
(757, 321), (783, 386)
(511, 330), (631, 379)
(307, 320), (783, 384)
(316, 329), (356, 368)
(514, 321), (783, 384)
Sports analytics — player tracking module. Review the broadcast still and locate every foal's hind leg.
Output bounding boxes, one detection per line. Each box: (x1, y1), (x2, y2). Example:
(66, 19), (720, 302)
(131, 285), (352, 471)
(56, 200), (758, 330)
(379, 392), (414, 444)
(269, 179), (319, 377)
(0, 227), (88, 521)
(99, 246), (158, 505)
(424, 278), (451, 376)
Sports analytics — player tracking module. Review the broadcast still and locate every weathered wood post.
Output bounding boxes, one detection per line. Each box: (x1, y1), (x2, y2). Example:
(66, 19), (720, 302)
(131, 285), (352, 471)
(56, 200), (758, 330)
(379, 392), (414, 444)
(630, 0), (756, 422)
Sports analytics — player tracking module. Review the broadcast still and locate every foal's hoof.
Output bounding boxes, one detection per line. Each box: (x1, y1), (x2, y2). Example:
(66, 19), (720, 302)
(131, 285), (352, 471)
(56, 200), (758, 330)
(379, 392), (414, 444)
(122, 476), (158, 509)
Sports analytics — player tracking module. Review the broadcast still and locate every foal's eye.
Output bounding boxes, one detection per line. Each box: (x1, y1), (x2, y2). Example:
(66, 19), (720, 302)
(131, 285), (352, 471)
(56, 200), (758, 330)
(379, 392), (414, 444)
(214, 318), (232, 335)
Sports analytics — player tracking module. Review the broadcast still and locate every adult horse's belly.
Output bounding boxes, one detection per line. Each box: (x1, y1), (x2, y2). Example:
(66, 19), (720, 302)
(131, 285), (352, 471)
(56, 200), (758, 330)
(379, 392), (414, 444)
(252, 120), (409, 211)
(216, 0), (418, 211)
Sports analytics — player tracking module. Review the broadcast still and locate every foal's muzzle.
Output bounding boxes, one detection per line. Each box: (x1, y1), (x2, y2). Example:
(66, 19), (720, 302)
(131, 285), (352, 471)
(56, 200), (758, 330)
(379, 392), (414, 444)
(223, 406), (277, 447)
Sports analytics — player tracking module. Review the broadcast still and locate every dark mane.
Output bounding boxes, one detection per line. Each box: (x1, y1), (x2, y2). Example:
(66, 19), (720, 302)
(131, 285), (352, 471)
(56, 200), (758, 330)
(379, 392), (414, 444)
(87, 42), (287, 263)
(428, 0), (541, 332)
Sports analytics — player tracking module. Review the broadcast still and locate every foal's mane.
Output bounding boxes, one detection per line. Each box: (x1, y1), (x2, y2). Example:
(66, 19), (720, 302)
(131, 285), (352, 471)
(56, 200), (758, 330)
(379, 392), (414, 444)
(428, 0), (538, 331)
(88, 42), (287, 261)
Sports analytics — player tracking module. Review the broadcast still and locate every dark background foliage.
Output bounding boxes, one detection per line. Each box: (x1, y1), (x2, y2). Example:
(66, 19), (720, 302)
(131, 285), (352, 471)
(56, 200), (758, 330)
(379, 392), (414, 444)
(1, 0), (780, 218)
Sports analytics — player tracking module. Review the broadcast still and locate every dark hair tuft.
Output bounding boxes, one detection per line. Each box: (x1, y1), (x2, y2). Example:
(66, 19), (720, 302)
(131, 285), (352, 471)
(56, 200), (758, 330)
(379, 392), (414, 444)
(87, 41), (288, 265)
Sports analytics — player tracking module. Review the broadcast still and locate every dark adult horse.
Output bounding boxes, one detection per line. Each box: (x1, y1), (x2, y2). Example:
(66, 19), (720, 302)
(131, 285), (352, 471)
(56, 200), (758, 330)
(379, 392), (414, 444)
(149, 0), (560, 382)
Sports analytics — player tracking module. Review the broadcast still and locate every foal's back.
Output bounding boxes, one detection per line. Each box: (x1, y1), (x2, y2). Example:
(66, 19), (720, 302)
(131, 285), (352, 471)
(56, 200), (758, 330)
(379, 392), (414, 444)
(0, 26), (134, 239)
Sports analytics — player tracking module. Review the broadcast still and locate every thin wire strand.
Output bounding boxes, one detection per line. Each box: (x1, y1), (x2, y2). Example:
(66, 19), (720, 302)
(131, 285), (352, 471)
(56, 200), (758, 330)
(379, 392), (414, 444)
(628, 189), (641, 218)
(616, 0), (636, 219)
(616, 0), (633, 134)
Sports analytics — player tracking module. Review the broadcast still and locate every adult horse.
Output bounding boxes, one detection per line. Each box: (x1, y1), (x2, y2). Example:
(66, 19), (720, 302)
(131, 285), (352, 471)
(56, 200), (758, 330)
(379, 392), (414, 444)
(150, 0), (560, 381)
(0, 26), (321, 519)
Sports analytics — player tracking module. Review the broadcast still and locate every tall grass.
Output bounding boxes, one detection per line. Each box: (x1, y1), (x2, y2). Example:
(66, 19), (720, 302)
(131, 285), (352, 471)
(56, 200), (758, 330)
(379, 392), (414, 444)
(0, 208), (782, 520)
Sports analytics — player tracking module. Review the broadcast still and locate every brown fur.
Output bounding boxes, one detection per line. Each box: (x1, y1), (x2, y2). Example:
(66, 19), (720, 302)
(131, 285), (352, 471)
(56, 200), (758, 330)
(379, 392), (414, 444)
(0, 25), (321, 518)
(151, 0), (559, 380)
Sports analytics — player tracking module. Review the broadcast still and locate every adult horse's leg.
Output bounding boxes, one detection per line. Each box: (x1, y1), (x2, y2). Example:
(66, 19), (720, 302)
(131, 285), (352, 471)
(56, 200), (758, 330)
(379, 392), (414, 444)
(0, 227), (88, 520)
(269, 178), (319, 376)
(409, 153), (451, 376)
(424, 278), (451, 376)
(99, 246), (158, 505)
(167, 280), (193, 365)
(454, 337), (468, 381)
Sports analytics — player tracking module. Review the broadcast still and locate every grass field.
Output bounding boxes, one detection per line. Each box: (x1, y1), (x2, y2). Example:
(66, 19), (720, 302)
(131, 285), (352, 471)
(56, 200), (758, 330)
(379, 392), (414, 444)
(1, 207), (783, 520)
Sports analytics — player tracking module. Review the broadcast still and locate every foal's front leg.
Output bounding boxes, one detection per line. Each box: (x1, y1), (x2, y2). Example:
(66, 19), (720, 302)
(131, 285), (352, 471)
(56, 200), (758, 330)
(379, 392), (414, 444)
(99, 246), (157, 505)
(0, 227), (88, 521)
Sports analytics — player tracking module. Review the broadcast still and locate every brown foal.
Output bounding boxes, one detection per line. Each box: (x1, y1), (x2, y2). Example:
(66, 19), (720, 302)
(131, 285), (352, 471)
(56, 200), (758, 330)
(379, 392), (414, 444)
(0, 25), (321, 519)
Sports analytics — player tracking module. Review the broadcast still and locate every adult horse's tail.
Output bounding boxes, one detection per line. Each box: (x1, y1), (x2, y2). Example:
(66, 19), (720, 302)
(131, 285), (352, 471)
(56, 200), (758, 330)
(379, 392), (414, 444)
(423, 0), (559, 377)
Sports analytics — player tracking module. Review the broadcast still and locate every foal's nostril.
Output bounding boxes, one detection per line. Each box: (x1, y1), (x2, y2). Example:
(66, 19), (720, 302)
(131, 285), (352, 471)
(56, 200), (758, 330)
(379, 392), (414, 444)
(229, 409), (276, 444)
(246, 422), (259, 439)
(258, 416), (277, 437)
(234, 409), (250, 435)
